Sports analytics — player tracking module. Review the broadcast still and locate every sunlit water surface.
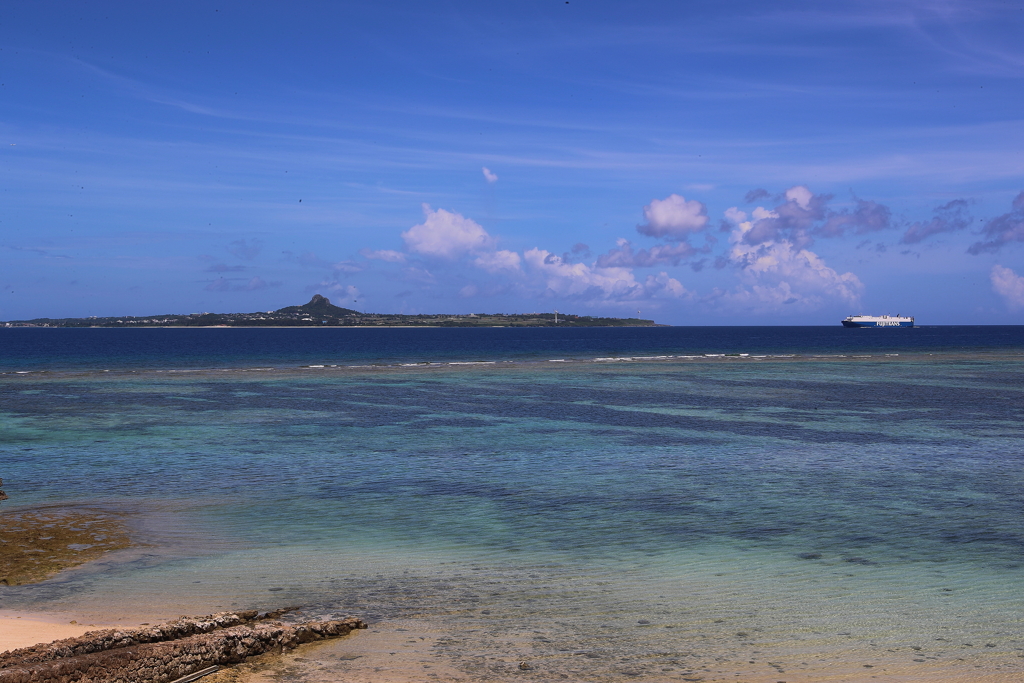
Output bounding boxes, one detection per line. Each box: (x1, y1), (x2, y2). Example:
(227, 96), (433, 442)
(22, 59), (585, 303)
(2, 328), (1023, 681)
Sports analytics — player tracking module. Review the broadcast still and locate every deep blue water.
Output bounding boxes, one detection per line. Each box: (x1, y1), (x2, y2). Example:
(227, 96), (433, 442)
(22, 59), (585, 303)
(2, 325), (1023, 371)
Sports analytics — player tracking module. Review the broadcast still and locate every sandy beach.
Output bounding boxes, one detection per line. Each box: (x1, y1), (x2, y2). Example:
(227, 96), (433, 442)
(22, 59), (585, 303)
(3, 601), (1023, 682)
(0, 609), (122, 652)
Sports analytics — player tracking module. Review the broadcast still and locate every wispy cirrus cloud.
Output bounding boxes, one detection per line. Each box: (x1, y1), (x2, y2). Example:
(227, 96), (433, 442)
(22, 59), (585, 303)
(360, 248), (407, 263)
(204, 263), (245, 273)
(596, 239), (699, 268)
(901, 198), (972, 244)
(205, 276), (279, 292)
(968, 191), (1024, 254)
(226, 239), (263, 260)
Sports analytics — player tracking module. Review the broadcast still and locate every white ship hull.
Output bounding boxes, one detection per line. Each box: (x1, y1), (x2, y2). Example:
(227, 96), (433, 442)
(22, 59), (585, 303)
(842, 315), (914, 328)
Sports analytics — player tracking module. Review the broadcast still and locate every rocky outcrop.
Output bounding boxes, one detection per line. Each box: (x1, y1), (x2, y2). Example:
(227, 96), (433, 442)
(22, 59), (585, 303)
(0, 610), (366, 683)
(0, 508), (132, 586)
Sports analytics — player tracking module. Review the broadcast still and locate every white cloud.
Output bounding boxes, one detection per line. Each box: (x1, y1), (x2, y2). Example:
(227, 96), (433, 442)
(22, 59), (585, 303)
(724, 207), (748, 224)
(473, 249), (522, 273)
(523, 248), (689, 303)
(361, 248), (407, 263)
(402, 204), (496, 259)
(785, 185), (813, 209)
(718, 206), (864, 311)
(482, 167), (499, 183)
(644, 271), (689, 298)
(991, 265), (1024, 310)
(638, 194), (709, 240)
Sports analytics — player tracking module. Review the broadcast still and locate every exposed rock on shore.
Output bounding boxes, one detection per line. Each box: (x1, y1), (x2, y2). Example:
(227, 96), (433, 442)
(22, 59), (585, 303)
(0, 508), (133, 586)
(0, 610), (366, 683)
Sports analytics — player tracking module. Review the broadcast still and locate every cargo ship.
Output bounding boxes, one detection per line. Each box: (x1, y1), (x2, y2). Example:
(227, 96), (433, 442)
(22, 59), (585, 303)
(841, 314), (914, 328)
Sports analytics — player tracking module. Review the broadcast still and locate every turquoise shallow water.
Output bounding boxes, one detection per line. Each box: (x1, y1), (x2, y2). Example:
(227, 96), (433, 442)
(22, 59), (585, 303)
(2, 343), (1024, 679)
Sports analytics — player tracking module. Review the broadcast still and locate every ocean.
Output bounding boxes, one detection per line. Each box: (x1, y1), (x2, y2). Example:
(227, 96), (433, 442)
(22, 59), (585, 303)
(2, 326), (1024, 681)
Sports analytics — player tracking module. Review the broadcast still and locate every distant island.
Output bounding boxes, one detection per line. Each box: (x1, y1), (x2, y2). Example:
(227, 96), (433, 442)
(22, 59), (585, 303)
(3, 294), (657, 328)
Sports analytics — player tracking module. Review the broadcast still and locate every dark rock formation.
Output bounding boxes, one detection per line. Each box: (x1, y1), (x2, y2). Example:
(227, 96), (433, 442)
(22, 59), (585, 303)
(0, 610), (366, 683)
(275, 294), (359, 317)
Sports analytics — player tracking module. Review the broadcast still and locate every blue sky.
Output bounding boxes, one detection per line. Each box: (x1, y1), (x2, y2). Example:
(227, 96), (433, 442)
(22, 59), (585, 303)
(2, 0), (1023, 324)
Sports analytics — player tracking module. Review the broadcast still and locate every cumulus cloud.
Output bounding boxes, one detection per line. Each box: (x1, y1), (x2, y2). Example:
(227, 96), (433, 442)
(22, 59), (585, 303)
(901, 199), (972, 244)
(786, 185), (813, 209)
(595, 239), (697, 268)
(523, 248), (689, 303)
(968, 191), (1024, 254)
(473, 249), (522, 273)
(361, 248), (407, 263)
(991, 265), (1024, 309)
(637, 194), (709, 240)
(740, 186), (828, 246)
(718, 204), (864, 310)
(482, 167), (499, 183)
(402, 204), (495, 258)
(226, 239), (262, 260)
(735, 186), (896, 247)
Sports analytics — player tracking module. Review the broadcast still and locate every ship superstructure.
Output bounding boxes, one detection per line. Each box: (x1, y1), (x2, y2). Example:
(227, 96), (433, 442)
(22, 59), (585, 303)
(841, 314), (914, 328)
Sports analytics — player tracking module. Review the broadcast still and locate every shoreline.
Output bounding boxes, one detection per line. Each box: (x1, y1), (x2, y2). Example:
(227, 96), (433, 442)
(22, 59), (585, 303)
(4, 607), (1021, 682)
(3, 514), (1023, 680)
(0, 609), (124, 653)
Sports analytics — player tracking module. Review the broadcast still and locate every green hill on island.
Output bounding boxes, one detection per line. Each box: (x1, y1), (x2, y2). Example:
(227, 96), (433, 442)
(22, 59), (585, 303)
(3, 295), (657, 328)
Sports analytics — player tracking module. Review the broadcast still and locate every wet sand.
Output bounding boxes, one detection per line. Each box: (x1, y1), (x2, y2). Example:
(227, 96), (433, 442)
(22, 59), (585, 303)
(201, 614), (1024, 683)
(3, 571), (1023, 681)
